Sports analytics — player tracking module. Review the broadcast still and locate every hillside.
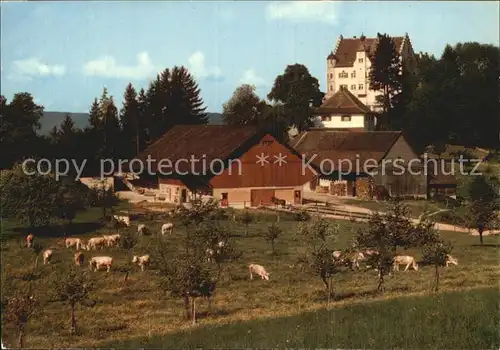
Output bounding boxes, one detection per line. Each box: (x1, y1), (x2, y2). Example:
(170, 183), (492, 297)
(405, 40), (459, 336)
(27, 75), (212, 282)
(40, 112), (224, 134)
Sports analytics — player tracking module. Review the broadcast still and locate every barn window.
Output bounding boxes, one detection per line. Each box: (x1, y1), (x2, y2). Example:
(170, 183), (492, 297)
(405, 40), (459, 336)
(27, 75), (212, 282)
(341, 115), (351, 122)
(321, 116), (332, 121)
(261, 140), (273, 146)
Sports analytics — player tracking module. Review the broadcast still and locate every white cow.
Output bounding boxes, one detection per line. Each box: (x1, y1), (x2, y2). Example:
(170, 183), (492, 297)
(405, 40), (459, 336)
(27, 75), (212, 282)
(42, 249), (53, 264)
(248, 264), (270, 281)
(74, 252), (85, 266)
(113, 215), (131, 227)
(132, 255), (150, 271)
(65, 237), (85, 251)
(161, 223), (174, 235)
(445, 254), (458, 267)
(393, 255), (419, 272)
(86, 237), (107, 251)
(103, 234), (121, 247)
(89, 256), (113, 272)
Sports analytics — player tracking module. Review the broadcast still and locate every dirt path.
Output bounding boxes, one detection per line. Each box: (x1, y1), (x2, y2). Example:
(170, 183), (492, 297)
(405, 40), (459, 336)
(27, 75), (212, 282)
(302, 192), (499, 236)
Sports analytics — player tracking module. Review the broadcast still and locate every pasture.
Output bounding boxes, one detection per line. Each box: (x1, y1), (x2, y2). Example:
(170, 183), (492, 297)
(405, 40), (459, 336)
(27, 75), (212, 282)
(1, 203), (499, 348)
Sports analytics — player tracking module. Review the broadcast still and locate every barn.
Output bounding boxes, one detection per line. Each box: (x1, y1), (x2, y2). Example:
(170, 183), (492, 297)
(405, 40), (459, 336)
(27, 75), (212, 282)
(289, 128), (428, 199)
(133, 125), (316, 208)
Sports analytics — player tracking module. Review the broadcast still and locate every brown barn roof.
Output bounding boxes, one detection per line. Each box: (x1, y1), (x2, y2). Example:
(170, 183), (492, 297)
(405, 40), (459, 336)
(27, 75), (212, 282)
(315, 87), (371, 115)
(289, 129), (402, 173)
(427, 161), (458, 186)
(332, 36), (404, 67)
(136, 125), (260, 173)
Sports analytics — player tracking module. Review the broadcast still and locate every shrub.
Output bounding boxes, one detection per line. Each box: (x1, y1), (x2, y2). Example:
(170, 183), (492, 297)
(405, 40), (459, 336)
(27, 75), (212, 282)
(293, 209), (311, 222)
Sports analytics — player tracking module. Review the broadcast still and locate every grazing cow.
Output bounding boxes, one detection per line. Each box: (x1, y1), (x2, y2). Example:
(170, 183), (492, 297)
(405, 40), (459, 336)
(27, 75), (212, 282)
(393, 255), (419, 272)
(113, 215), (131, 227)
(103, 234), (121, 247)
(42, 250), (53, 264)
(86, 237), (107, 251)
(65, 237), (85, 250)
(74, 252), (85, 266)
(248, 264), (270, 280)
(161, 223), (174, 235)
(350, 252), (366, 269)
(332, 250), (343, 260)
(445, 254), (458, 267)
(132, 255), (150, 271)
(26, 234), (34, 248)
(138, 224), (149, 235)
(89, 256), (113, 272)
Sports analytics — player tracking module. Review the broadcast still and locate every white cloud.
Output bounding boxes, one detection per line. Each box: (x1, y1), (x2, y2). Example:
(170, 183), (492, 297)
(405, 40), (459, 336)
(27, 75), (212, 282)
(239, 68), (268, 87)
(188, 51), (222, 80)
(83, 51), (155, 79)
(11, 57), (66, 80)
(265, 1), (340, 24)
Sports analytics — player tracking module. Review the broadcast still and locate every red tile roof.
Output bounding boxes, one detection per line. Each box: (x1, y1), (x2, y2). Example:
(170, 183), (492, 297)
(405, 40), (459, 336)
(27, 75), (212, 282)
(136, 125), (260, 173)
(289, 130), (402, 173)
(331, 36), (404, 67)
(315, 87), (371, 115)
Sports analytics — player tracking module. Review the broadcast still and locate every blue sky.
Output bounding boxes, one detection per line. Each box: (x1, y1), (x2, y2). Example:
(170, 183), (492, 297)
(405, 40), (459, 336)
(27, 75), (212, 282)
(1, 1), (498, 113)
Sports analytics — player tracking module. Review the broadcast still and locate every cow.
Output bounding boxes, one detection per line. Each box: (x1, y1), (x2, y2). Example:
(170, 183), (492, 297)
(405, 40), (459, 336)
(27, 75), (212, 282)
(161, 223), (174, 235)
(86, 237), (107, 251)
(393, 255), (419, 272)
(42, 249), (53, 264)
(248, 264), (270, 280)
(271, 197), (286, 208)
(445, 254), (458, 267)
(132, 255), (150, 271)
(74, 252), (85, 266)
(103, 234), (121, 247)
(26, 234), (34, 248)
(89, 256), (113, 272)
(138, 224), (149, 235)
(113, 215), (131, 227)
(65, 237), (85, 251)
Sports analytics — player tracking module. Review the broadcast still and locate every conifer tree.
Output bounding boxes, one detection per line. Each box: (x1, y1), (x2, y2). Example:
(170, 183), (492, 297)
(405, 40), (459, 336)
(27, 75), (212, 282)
(369, 33), (403, 129)
(120, 83), (143, 158)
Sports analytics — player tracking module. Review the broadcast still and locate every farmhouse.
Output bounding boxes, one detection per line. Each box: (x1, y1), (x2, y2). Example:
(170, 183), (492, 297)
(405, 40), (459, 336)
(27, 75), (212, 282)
(314, 86), (377, 131)
(132, 125), (316, 208)
(289, 129), (428, 199)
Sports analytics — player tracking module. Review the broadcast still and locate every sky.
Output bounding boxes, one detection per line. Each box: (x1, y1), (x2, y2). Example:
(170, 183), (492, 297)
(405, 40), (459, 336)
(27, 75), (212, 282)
(1, 1), (499, 114)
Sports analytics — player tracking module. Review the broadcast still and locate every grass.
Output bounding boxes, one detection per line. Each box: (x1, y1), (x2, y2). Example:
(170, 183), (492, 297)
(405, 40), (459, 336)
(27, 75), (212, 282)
(341, 198), (449, 218)
(1, 202), (499, 348)
(101, 287), (500, 349)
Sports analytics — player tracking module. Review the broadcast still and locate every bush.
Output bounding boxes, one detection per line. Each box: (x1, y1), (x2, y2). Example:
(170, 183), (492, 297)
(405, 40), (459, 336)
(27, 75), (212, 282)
(293, 209), (311, 222)
(373, 185), (390, 201)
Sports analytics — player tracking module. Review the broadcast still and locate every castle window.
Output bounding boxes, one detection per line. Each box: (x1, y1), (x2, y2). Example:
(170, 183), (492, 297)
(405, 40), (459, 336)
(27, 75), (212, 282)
(341, 115), (351, 122)
(329, 73), (333, 79)
(329, 85), (333, 91)
(351, 71), (356, 78)
(358, 58), (364, 63)
(351, 84), (356, 90)
(340, 84), (348, 89)
(338, 71), (348, 79)
(358, 84), (364, 90)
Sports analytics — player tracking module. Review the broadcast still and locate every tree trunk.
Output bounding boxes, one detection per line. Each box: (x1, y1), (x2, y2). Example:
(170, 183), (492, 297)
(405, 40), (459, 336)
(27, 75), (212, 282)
(327, 277), (332, 306)
(71, 304), (77, 335)
(271, 241), (275, 255)
(17, 328), (24, 348)
(191, 298), (196, 325)
(479, 229), (484, 245)
(434, 265), (440, 292)
(184, 295), (191, 320)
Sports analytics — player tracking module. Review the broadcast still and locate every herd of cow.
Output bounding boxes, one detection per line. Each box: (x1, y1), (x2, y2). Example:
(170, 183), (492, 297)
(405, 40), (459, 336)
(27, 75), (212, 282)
(23, 213), (459, 283)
